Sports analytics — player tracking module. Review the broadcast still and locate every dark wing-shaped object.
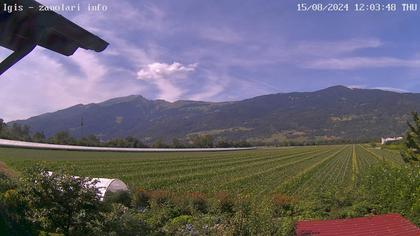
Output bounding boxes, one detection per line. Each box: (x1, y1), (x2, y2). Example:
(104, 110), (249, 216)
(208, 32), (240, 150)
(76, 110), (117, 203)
(0, 0), (109, 76)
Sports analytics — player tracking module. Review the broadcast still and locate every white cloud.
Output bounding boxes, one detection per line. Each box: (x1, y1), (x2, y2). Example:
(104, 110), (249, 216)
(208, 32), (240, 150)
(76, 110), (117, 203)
(189, 71), (229, 101)
(345, 85), (409, 93)
(346, 85), (366, 89)
(200, 27), (242, 44)
(137, 62), (197, 101)
(137, 62), (197, 80)
(372, 87), (409, 93)
(295, 38), (382, 57)
(303, 57), (420, 70)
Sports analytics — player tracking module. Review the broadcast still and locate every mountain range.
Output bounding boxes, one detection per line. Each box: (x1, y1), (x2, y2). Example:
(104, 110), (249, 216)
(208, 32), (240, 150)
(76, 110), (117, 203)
(11, 86), (420, 144)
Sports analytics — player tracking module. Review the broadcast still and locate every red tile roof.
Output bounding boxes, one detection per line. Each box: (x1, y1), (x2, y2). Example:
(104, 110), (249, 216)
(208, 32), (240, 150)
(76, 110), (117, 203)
(296, 214), (420, 236)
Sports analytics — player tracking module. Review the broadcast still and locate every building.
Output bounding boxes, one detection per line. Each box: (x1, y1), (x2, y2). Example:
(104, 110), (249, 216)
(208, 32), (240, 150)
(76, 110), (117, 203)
(381, 136), (403, 145)
(296, 214), (420, 236)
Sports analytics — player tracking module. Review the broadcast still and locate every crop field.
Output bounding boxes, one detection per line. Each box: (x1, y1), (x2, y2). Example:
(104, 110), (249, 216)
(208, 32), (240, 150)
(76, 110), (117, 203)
(0, 145), (403, 198)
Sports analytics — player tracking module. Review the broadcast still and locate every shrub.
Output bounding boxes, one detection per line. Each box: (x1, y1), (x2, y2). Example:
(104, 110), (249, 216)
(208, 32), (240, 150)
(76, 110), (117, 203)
(272, 194), (296, 217)
(0, 174), (33, 235)
(163, 215), (194, 235)
(187, 192), (208, 214)
(360, 164), (420, 225)
(215, 192), (234, 214)
(19, 164), (102, 236)
(133, 189), (150, 209)
(228, 195), (253, 235)
(100, 203), (150, 236)
(104, 191), (132, 207)
(149, 190), (173, 206)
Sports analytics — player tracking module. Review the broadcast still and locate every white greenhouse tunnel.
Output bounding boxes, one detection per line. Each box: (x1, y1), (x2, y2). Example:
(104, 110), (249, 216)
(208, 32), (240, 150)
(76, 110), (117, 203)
(94, 178), (129, 200)
(47, 172), (129, 200)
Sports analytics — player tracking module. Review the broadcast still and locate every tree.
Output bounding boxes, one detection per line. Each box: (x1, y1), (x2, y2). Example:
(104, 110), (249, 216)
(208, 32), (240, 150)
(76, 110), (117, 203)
(49, 131), (76, 145)
(172, 138), (184, 148)
(19, 165), (102, 235)
(153, 138), (168, 148)
(401, 112), (420, 164)
(216, 140), (232, 148)
(6, 123), (32, 141)
(32, 132), (46, 143)
(105, 138), (126, 147)
(190, 135), (214, 148)
(80, 135), (101, 146)
(125, 136), (146, 148)
(0, 119), (4, 135)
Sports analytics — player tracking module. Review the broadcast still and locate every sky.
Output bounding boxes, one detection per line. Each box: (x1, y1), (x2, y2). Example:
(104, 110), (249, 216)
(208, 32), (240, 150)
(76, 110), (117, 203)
(2, 0), (420, 121)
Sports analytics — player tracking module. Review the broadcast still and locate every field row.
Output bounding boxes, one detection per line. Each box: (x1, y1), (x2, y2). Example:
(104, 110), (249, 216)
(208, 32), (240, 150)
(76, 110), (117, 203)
(0, 145), (403, 198)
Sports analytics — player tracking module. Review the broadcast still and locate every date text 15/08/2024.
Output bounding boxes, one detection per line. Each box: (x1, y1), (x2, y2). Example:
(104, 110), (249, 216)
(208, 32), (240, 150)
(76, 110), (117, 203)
(297, 3), (418, 12)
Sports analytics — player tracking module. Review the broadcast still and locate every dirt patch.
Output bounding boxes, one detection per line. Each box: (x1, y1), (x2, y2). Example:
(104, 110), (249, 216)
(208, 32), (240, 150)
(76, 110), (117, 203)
(0, 161), (17, 178)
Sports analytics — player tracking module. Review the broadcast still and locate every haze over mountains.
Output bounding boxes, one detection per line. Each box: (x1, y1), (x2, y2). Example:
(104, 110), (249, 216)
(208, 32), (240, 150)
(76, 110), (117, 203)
(11, 86), (420, 144)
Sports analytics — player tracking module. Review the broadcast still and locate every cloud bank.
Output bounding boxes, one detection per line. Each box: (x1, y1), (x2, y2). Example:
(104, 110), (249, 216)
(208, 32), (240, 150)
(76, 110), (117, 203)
(137, 62), (198, 101)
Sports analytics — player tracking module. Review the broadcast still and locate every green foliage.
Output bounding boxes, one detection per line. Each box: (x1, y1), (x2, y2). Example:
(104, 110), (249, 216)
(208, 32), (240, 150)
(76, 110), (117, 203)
(0, 122), (32, 141)
(214, 192), (235, 214)
(48, 131), (76, 145)
(79, 135), (101, 146)
(32, 132), (46, 143)
(0, 145), (403, 198)
(0, 172), (15, 193)
(99, 203), (150, 236)
(133, 189), (150, 209)
(172, 138), (184, 148)
(0, 119), (4, 136)
(0, 173), (34, 235)
(271, 194), (297, 217)
(0, 145), (418, 234)
(359, 164), (419, 225)
(104, 191), (132, 208)
(105, 136), (147, 148)
(163, 215), (194, 235)
(401, 112), (420, 164)
(152, 138), (169, 148)
(189, 134), (215, 148)
(186, 192), (208, 214)
(19, 164), (102, 235)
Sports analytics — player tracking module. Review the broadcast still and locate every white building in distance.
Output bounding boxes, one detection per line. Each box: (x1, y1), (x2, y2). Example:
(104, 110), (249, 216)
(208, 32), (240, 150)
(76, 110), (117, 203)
(381, 136), (403, 145)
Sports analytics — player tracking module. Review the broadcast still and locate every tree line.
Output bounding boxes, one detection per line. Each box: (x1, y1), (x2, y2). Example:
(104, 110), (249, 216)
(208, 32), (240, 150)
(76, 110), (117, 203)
(0, 118), (398, 148)
(0, 119), (251, 148)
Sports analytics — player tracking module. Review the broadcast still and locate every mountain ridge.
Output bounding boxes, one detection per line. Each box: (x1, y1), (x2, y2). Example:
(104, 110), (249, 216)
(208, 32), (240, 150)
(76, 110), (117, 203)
(10, 85), (419, 144)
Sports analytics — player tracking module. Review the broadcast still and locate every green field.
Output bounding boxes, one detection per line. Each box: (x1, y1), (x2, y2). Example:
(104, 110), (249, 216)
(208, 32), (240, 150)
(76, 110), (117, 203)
(0, 145), (403, 198)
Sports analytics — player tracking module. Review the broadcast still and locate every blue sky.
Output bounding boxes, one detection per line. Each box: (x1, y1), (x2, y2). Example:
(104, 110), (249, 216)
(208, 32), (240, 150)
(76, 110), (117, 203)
(1, 0), (420, 121)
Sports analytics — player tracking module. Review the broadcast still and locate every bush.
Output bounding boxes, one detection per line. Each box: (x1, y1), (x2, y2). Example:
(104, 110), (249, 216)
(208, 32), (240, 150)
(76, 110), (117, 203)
(19, 165), (102, 236)
(133, 189), (150, 209)
(272, 194), (297, 217)
(104, 191), (132, 207)
(359, 164), (420, 225)
(187, 192), (208, 214)
(100, 203), (150, 236)
(163, 215), (194, 235)
(0, 174), (34, 235)
(149, 190), (173, 206)
(215, 192), (234, 214)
